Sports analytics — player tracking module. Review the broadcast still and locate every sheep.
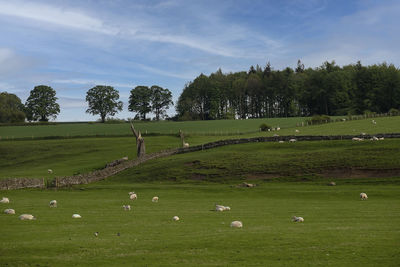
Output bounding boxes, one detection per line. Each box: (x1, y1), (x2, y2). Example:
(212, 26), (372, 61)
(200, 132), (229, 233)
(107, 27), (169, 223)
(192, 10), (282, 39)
(215, 204), (230, 212)
(360, 193), (368, 200)
(276, 127), (281, 131)
(49, 200), (57, 208)
(379, 137), (384, 140)
(372, 120), (376, 125)
(273, 134), (279, 137)
(371, 136), (379, 141)
(292, 216), (304, 222)
(152, 196), (159, 203)
(230, 221), (243, 228)
(48, 169), (53, 174)
(72, 214), (82, 218)
(94, 232), (99, 237)
(278, 140), (284, 143)
(295, 129), (300, 133)
(173, 216), (180, 221)
(352, 137), (364, 141)
(289, 138), (297, 143)
(123, 205), (131, 211)
(328, 181), (336, 186)
(19, 214), (36, 220)
(129, 192), (137, 200)
(122, 156), (128, 161)
(361, 132), (367, 136)
(0, 197), (10, 204)
(183, 142), (190, 148)
(4, 209), (15, 214)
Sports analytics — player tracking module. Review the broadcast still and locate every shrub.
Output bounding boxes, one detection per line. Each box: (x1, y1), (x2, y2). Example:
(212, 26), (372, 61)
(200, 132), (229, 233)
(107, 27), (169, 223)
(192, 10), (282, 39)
(259, 123), (272, 131)
(308, 115), (331, 125)
(389, 108), (399, 115)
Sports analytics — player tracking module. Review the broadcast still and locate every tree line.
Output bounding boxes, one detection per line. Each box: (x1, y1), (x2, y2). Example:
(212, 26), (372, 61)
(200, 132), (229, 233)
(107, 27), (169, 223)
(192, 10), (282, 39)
(0, 85), (173, 123)
(176, 60), (400, 120)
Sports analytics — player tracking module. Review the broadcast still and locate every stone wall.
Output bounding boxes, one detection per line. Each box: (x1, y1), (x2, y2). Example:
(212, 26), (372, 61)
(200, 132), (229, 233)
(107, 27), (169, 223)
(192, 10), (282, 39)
(2, 133), (400, 190)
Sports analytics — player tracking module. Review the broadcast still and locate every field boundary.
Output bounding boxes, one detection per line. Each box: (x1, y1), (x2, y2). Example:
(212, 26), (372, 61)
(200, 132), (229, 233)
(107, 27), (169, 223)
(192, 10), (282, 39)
(2, 133), (400, 190)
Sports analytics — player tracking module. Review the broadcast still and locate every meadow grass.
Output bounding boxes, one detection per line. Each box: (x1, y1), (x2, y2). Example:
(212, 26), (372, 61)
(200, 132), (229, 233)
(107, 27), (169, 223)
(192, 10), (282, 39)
(0, 180), (399, 266)
(0, 136), (180, 179)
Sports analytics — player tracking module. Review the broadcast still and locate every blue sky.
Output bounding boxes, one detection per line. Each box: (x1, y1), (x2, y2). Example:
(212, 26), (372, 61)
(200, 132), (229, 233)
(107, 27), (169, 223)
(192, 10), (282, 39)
(0, 0), (399, 121)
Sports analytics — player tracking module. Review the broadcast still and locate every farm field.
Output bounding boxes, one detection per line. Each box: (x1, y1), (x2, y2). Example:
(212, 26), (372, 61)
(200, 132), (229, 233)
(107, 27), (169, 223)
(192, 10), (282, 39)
(0, 180), (399, 266)
(1, 117), (400, 266)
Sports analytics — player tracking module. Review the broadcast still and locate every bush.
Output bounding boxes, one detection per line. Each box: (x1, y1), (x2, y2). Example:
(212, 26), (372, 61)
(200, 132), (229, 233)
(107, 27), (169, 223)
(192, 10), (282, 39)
(389, 108), (399, 115)
(104, 118), (127, 124)
(308, 115), (331, 125)
(259, 123), (272, 131)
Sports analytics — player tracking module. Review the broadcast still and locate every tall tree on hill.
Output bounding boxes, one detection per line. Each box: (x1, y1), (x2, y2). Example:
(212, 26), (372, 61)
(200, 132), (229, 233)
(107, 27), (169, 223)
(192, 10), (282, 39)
(150, 85), (173, 120)
(128, 86), (152, 120)
(25, 85), (60, 121)
(85, 85), (123, 123)
(0, 92), (26, 123)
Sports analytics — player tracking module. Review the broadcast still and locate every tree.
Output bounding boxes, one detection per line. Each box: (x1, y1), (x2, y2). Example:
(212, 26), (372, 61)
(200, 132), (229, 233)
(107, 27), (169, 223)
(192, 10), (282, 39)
(150, 85), (173, 120)
(25, 85), (60, 121)
(86, 85), (123, 123)
(128, 86), (152, 120)
(0, 92), (26, 123)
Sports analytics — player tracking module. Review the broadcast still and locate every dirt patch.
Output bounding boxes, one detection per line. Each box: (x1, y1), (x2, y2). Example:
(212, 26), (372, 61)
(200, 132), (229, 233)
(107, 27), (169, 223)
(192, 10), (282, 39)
(245, 173), (280, 180)
(320, 168), (400, 178)
(190, 173), (207, 180)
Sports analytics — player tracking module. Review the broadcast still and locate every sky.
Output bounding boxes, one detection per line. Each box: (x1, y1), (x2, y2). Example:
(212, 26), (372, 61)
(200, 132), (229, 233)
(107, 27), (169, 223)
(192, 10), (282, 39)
(0, 0), (399, 121)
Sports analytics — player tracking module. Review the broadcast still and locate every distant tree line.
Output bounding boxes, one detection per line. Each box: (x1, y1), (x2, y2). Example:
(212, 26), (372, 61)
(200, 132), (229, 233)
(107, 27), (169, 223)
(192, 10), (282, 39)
(176, 61), (400, 120)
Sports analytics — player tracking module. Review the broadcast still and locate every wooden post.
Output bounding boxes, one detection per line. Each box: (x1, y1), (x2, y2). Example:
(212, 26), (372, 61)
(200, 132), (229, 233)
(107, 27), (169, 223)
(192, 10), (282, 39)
(130, 122), (145, 158)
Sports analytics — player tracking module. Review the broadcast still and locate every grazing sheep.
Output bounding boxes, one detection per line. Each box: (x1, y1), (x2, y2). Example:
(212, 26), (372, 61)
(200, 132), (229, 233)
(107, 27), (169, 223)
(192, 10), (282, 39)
(273, 134), (279, 137)
(152, 196), (159, 203)
(278, 140), (284, 143)
(295, 129), (300, 133)
(372, 120), (376, 125)
(72, 214), (82, 218)
(292, 216), (304, 222)
(361, 132), (367, 136)
(360, 193), (368, 200)
(94, 232), (99, 237)
(352, 137), (364, 141)
(276, 127), (281, 131)
(19, 214), (36, 220)
(379, 137), (384, 140)
(49, 200), (57, 208)
(215, 204), (230, 212)
(122, 156), (128, 161)
(230, 221), (243, 228)
(123, 205), (131, 211)
(173, 216), (180, 221)
(183, 142), (189, 148)
(4, 209), (15, 214)
(289, 138), (297, 143)
(0, 197), (9, 204)
(370, 136), (379, 141)
(48, 169), (53, 174)
(328, 181), (336, 186)
(129, 192), (137, 200)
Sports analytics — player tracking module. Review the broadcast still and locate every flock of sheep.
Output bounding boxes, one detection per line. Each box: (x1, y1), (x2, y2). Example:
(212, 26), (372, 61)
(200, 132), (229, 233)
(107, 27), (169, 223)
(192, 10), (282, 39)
(1, 191), (369, 228)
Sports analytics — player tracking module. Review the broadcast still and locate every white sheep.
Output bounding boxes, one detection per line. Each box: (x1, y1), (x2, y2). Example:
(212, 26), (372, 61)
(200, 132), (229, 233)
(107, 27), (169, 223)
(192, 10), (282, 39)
(276, 127), (281, 131)
(379, 137), (385, 140)
(295, 129), (300, 133)
(278, 140), (284, 143)
(122, 156), (128, 161)
(19, 214), (36, 220)
(292, 216), (304, 222)
(371, 136), (379, 141)
(360, 193), (368, 200)
(48, 169), (53, 174)
(129, 192), (137, 200)
(123, 205), (131, 211)
(230, 221), (243, 228)
(49, 200), (57, 208)
(183, 142), (190, 148)
(215, 204), (230, 211)
(372, 120), (376, 125)
(273, 134), (279, 137)
(152, 196), (159, 203)
(173, 216), (180, 221)
(4, 209), (15, 214)
(0, 197), (10, 204)
(72, 214), (82, 218)
(352, 137), (364, 141)
(289, 138), (297, 143)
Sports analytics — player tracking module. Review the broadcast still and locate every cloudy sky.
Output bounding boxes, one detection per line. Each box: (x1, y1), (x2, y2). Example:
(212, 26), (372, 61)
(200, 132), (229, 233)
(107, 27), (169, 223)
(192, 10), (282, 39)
(0, 0), (399, 121)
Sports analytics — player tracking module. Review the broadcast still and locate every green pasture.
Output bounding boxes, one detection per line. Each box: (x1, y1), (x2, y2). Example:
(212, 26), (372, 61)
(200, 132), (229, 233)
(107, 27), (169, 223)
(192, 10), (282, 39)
(0, 180), (399, 266)
(0, 136), (180, 178)
(0, 117), (309, 139)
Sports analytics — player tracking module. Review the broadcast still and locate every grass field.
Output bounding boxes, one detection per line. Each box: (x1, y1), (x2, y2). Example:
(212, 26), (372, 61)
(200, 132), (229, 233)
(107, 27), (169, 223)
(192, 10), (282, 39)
(0, 180), (399, 266)
(1, 117), (400, 266)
